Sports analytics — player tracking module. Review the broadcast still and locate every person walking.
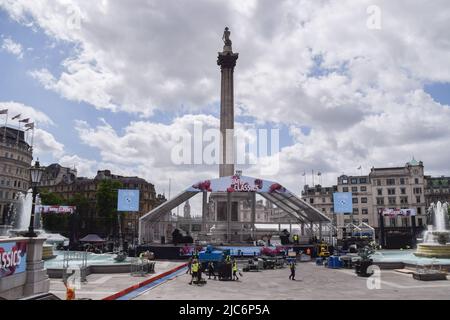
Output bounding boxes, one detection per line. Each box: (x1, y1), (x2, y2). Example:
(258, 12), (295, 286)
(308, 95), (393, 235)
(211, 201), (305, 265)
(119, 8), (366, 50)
(189, 259), (199, 285)
(232, 259), (239, 281)
(289, 261), (296, 281)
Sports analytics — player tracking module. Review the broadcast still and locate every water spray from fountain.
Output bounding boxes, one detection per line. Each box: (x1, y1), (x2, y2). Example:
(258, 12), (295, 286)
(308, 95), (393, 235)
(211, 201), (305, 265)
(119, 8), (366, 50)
(415, 201), (450, 258)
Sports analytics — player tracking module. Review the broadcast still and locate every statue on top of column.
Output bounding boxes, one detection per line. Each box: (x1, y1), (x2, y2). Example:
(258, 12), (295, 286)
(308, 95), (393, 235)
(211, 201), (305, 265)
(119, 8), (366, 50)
(222, 27), (232, 51)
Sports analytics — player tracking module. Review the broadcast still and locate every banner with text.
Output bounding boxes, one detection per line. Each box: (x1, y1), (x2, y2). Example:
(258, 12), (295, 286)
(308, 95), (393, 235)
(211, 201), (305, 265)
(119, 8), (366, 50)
(0, 240), (27, 279)
(381, 208), (417, 217)
(37, 206), (76, 214)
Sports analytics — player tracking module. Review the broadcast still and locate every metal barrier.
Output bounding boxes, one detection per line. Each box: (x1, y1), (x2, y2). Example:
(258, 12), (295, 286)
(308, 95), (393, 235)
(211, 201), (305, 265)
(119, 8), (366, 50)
(131, 258), (155, 277)
(62, 250), (88, 283)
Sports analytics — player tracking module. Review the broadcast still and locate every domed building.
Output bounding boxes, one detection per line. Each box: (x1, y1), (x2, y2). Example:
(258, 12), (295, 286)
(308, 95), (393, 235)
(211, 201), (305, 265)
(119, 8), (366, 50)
(0, 127), (33, 225)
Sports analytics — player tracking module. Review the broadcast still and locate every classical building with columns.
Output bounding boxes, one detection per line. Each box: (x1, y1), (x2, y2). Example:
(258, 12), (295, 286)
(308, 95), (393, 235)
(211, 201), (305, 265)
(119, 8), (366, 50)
(0, 127), (33, 225)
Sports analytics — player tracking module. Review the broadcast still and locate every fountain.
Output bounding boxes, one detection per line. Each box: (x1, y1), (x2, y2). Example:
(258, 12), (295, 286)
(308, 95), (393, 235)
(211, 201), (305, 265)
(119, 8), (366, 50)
(3, 190), (44, 236)
(415, 202), (450, 258)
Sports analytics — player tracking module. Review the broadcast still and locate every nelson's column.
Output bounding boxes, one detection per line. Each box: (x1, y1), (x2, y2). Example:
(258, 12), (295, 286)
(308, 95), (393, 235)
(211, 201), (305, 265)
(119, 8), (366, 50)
(218, 27), (239, 178)
(207, 28), (253, 243)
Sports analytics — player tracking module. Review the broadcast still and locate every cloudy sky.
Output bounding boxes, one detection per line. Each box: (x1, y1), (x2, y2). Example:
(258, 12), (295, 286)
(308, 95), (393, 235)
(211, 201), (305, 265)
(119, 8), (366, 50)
(1, 0), (450, 212)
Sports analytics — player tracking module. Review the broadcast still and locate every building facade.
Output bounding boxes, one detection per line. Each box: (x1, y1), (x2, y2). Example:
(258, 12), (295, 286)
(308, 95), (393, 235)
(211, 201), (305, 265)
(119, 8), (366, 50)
(424, 176), (450, 207)
(41, 168), (165, 241)
(369, 159), (427, 229)
(301, 185), (337, 222)
(336, 175), (374, 227)
(300, 159), (434, 242)
(40, 163), (77, 187)
(0, 127), (33, 225)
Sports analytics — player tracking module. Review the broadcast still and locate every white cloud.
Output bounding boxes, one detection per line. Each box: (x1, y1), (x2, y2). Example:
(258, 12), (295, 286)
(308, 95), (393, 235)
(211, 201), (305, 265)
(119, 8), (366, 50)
(1, 36), (23, 59)
(58, 154), (98, 178)
(1, 0), (450, 195)
(34, 128), (64, 158)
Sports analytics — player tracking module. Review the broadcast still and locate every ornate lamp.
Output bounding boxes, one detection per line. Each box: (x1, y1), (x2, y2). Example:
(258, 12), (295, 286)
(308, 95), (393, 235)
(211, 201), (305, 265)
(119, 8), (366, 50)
(25, 160), (44, 237)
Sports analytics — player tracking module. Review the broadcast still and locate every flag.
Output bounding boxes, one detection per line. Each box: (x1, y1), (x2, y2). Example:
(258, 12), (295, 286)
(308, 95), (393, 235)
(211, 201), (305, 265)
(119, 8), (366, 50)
(317, 172), (322, 176)
(357, 166), (362, 170)
(25, 123), (34, 130)
(12, 114), (21, 120)
(302, 171), (306, 177)
(19, 118), (30, 123)
(0, 109), (7, 115)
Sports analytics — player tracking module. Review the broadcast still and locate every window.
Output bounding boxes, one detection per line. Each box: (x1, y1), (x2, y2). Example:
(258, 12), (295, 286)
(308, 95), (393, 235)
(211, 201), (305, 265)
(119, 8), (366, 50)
(360, 178), (367, 184)
(415, 178), (419, 184)
(402, 218), (409, 227)
(388, 197), (396, 205)
(414, 188), (422, 194)
(362, 208), (369, 215)
(390, 218), (397, 227)
(387, 188), (396, 195)
(417, 207), (422, 215)
(362, 219), (369, 223)
(400, 197), (408, 204)
(343, 187), (349, 192)
(322, 198), (326, 203)
(361, 197), (368, 204)
(418, 218), (423, 227)
(401, 188), (406, 195)
(386, 178), (396, 185)
(310, 198), (314, 204)
(351, 178), (358, 184)
(361, 186), (367, 192)
(416, 196), (421, 203)
(353, 208), (359, 215)
(377, 197), (384, 205)
(400, 178), (405, 185)
(377, 189), (383, 196)
(352, 187), (358, 193)
(377, 180), (381, 186)
(352, 198), (358, 204)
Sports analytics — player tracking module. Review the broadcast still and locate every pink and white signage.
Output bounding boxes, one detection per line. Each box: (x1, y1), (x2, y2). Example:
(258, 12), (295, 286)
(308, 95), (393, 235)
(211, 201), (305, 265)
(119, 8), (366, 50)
(188, 175), (287, 193)
(381, 208), (417, 217)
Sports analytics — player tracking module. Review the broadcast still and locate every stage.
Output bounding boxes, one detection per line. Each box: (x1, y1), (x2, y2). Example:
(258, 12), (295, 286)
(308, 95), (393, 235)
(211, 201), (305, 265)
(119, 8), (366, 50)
(134, 243), (317, 260)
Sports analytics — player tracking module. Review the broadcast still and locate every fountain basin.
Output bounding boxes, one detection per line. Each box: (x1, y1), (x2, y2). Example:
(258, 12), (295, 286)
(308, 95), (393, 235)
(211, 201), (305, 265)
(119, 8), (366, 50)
(415, 243), (450, 259)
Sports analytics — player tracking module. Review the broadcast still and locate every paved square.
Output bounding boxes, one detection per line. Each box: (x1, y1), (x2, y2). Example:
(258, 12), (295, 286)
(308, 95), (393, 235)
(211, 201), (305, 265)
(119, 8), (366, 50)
(133, 262), (450, 300)
(49, 261), (183, 300)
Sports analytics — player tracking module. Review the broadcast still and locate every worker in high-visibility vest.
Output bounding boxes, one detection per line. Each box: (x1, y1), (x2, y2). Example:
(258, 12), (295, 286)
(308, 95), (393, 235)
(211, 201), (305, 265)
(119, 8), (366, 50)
(289, 261), (296, 281)
(189, 259), (199, 285)
(232, 259), (239, 281)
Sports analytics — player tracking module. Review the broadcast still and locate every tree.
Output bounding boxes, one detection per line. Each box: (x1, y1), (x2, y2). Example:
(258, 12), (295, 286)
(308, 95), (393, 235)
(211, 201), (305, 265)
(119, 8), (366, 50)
(40, 190), (64, 206)
(68, 193), (91, 243)
(96, 180), (123, 238)
(39, 190), (67, 233)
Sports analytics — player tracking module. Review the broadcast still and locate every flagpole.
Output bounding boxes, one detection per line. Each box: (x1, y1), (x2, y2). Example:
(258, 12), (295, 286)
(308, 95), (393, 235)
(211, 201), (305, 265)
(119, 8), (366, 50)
(303, 172), (306, 188)
(312, 170), (315, 186)
(31, 125), (35, 151)
(16, 121), (21, 146)
(2, 112), (7, 143)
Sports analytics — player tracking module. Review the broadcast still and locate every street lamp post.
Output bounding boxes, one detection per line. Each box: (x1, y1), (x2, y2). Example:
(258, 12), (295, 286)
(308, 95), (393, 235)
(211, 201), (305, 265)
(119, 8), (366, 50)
(25, 160), (44, 238)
